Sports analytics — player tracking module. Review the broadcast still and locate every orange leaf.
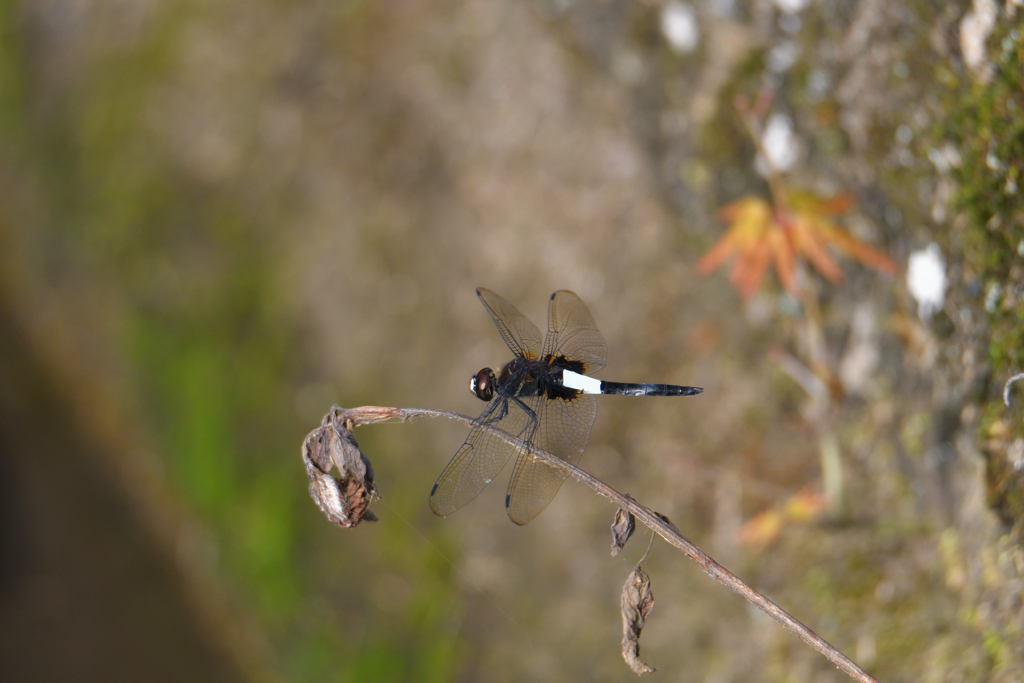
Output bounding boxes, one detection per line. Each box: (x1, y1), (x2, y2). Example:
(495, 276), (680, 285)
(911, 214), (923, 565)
(781, 488), (828, 522)
(788, 190), (853, 215)
(714, 200), (743, 222)
(789, 193), (897, 276)
(815, 193), (854, 215)
(730, 231), (772, 298)
(789, 213), (844, 282)
(767, 226), (798, 296)
(813, 220), (899, 274)
(696, 231), (743, 275)
(698, 189), (896, 298)
(697, 198), (772, 276)
(737, 509), (784, 548)
(724, 197), (773, 239)
(738, 488), (828, 549)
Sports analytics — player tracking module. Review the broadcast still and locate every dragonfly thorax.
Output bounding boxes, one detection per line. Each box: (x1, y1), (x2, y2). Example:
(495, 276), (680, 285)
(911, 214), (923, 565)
(495, 355), (587, 401)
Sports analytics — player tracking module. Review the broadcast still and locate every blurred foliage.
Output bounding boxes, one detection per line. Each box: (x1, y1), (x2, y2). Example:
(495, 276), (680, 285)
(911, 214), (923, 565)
(0, 1), (462, 680)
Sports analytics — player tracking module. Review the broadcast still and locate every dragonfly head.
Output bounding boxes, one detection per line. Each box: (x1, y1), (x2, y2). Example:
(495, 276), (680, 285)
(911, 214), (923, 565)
(470, 368), (496, 401)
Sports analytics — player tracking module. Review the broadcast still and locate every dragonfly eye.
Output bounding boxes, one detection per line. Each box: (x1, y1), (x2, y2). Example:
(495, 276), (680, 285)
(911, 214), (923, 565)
(470, 368), (495, 401)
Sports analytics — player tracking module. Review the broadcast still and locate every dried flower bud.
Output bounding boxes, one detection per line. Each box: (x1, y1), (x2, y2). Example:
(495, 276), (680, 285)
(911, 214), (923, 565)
(611, 506), (636, 556)
(302, 409), (379, 528)
(621, 564), (656, 675)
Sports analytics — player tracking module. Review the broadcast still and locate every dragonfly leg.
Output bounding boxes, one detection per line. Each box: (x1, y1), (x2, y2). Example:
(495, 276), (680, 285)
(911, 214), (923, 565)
(510, 395), (538, 441)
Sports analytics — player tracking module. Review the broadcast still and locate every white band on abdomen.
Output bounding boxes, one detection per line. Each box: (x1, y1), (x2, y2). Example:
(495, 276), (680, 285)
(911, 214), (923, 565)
(562, 369), (602, 394)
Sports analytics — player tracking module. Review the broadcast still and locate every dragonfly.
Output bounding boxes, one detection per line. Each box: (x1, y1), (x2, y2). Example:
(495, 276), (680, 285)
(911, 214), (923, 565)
(430, 288), (703, 525)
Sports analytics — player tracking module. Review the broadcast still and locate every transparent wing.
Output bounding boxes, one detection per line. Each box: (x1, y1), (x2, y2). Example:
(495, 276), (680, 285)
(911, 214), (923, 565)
(541, 290), (607, 374)
(430, 392), (538, 518)
(477, 288), (543, 360)
(505, 393), (598, 525)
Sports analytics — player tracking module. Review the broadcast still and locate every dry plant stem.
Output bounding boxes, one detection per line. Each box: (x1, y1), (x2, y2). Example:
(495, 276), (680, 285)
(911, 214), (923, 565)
(737, 96), (790, 213)
(331, 405), (879, 683)
(742, 102), (837, 385)
(739, 98), (829, 379)
(798, 278), (831, 383)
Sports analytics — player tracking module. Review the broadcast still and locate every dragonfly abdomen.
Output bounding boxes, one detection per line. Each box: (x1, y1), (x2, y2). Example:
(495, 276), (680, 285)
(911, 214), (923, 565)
(561, 369), (702, 397)
(599, 382), (703, 397)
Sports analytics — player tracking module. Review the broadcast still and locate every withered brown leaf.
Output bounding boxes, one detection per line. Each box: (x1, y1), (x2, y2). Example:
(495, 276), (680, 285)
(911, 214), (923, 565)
(302, 409), (379, 528)
(610, 505), (636, 556)
(621, 564), (656, 675)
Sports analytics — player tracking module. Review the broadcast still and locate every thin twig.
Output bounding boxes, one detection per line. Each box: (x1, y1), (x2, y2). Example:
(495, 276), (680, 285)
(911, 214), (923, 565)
(1004, 372), (1024, 407)
(328, 404), (879, 683)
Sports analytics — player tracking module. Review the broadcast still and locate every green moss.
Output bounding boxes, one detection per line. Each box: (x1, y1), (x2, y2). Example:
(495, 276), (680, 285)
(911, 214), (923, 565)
(946, 18), (1024, 538)
(983, 628), (1010, 672)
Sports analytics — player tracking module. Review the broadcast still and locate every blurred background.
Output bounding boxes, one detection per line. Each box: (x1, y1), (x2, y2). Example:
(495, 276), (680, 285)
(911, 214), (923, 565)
(1, 0), (1022, 681)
